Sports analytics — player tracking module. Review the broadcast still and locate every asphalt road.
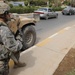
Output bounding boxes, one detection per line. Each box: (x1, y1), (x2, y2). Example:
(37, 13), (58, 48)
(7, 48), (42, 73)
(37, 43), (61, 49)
(35, 12), (75, 43)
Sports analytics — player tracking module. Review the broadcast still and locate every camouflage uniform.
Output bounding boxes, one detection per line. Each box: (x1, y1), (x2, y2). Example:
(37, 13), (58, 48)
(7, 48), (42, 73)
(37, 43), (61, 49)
(0, 21), (23, 75)
(0, 1), (26, 75)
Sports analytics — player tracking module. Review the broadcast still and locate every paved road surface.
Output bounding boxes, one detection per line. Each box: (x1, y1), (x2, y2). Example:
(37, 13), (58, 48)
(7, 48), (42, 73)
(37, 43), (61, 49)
(9, 24), (75, 75)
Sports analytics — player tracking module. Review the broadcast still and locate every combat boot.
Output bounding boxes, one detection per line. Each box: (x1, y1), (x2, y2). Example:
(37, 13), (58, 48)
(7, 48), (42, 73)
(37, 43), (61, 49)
(14, 62), (26, 69)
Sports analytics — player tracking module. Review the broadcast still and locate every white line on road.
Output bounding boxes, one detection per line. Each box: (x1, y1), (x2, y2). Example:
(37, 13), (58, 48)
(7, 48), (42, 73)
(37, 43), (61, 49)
(49, 33), (58, 38)
(64, 27), (71, 30)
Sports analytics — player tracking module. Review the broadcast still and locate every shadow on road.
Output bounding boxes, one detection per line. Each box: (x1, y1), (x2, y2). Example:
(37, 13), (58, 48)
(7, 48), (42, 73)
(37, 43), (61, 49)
(10, 50), (36, 75)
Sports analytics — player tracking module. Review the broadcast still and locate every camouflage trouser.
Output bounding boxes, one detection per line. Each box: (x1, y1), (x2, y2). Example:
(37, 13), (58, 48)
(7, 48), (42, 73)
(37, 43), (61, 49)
(0, 60), (9, 75)
(11, 51), (20, 64)
(0, 52), (20, 75)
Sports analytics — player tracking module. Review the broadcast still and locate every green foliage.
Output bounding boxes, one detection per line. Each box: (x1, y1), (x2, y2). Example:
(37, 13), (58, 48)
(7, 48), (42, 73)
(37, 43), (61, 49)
(24, 1), (28, 6)
(19, 4), (23, 7)
(9, 4), (13, 8)
(8, 0), (64, 13)
(63, 1), (70, 5)
(30, 0), (47, 6)
(52, 7), (63, 11)
(49, 4), (52, 7)
(65, 69), (75, 75)
(10, 6), (37, 14)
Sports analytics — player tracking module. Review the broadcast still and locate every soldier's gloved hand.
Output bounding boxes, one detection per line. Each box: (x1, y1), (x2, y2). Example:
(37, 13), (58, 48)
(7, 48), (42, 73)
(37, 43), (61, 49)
(16, 39), (26, 51)
(16, 35), (23, 42)
(16, 35), (26, 51)
(17, 40), (23, 52)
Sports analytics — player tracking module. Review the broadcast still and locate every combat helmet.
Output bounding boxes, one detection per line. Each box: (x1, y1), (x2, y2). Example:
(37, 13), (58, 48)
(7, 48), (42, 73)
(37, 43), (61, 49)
(0, 0), (10, 14)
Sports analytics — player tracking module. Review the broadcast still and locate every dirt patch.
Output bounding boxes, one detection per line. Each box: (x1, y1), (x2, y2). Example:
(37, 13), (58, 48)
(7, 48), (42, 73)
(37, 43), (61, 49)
(53, 48), (75, 75)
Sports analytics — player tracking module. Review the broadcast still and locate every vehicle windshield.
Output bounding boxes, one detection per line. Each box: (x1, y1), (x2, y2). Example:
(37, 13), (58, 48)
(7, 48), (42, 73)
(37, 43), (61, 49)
(38, 8), (47, 11)
(65, 6), (71, 9)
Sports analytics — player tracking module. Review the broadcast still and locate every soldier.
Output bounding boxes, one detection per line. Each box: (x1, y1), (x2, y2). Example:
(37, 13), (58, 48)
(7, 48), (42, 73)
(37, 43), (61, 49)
(0, 1), (26, 75)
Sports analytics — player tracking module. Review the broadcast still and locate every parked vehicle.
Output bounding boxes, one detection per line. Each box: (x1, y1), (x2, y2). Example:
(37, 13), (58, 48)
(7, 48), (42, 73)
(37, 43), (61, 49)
(62, 6), (75, 15)
(34, 7), (58, 20)
(8, 13), (37, 50)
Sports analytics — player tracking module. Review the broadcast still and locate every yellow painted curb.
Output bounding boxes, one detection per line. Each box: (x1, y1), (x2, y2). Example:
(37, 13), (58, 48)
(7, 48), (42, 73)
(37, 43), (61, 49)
(9, 59), (14, 68)
(57, 29), (65, 34)
(36, 38), (52, 47)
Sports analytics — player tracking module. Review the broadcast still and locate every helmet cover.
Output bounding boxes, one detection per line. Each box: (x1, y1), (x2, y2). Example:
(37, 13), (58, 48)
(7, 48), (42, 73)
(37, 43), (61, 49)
(0, 2), (10, 14)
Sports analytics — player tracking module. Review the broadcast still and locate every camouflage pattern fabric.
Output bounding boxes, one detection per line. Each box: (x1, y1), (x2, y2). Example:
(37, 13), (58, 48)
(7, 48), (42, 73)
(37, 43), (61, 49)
(0, 21), (23, 75)
(0, 2), (10, 14)
(0, 60), (9, 75)
(0, 45), (9, 60)
(0, 21), (23, 53)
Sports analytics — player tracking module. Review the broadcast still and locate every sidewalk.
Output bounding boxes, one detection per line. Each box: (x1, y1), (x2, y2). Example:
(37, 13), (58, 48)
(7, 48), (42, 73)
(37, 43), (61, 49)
(10, 25), (75, 75)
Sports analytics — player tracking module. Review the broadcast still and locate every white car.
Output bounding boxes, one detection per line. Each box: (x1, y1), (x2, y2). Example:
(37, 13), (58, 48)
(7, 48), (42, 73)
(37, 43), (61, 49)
(34, 7), (58, 20)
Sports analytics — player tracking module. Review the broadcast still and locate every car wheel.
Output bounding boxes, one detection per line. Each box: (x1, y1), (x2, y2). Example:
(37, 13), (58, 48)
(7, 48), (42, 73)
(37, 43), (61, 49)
(72, 11), (75, 15)
(22, 25), (36, 50)
(45, 15), (48, 20)
(69, 12), (72, 15)
(69, 10), (72, 15)
(55, 14), (58, 18)
(62, 12), (64, 15)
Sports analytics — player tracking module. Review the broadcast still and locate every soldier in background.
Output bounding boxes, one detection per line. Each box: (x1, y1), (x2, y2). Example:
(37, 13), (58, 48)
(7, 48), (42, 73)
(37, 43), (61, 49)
(0, 1), (26, 75)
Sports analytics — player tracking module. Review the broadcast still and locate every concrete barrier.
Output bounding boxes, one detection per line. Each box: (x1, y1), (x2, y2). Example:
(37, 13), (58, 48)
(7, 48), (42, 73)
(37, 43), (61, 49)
(19, 13), (40, 22)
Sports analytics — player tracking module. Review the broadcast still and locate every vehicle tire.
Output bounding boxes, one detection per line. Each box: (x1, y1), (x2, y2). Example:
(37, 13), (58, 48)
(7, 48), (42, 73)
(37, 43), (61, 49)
(22, 25), (36, 50)
(55, 14), (58, 18)
(45, 15), (48, 20)
(62, 12), (64, 15)
(69, 10), (72, 15)
(72, 11), (75, 15)
(69, 12), (72, 15)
